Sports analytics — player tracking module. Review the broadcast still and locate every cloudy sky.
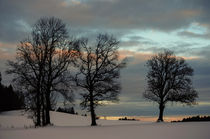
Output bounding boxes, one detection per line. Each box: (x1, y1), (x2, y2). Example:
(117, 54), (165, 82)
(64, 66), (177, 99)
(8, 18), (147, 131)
(0, 0), (210, 117)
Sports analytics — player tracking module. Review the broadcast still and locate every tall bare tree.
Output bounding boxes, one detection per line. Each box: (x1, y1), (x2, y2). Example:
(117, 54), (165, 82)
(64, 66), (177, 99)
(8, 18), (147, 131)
(143, 50), (198, 122)
(7, 17), (77, 126)
(7, 38), (46, 126)
(34, 17), (78, 125)
(75, 34), (126, 126)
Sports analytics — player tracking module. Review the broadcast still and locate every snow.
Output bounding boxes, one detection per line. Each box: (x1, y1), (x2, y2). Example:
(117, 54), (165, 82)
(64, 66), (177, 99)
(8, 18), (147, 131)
(0, 110), (210, 139)
(0, 110), (33, 128)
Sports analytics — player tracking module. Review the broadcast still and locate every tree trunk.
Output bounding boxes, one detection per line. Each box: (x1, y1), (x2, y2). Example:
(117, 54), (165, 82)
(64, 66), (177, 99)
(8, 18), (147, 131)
(90, 90), (97, 126)
(36, 91), (41, 126)
(42, 106), (46, 126)
(45, 91), (51, 125)
(41, 92), (46, 126)
(157, 103), (165, 122)
(45, 49), (52, 126)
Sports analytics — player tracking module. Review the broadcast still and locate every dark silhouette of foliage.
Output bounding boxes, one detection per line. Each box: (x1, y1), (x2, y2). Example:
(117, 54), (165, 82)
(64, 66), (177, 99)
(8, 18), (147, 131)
(74, 34), (126, 126)
(0, 72), (25, 112)
(143, 50), (198, 122)
(6, 17), (77, 126)
(119, 117), (137, 121)
(81, 114), (87, 116)
(171, 115), (210, 122)
(57, 107), (75, 114)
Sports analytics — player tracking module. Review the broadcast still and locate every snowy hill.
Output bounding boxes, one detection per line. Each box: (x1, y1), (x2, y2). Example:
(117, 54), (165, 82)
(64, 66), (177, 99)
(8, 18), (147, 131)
(0, 110), (144, 128)
(0, 110), (210, 139)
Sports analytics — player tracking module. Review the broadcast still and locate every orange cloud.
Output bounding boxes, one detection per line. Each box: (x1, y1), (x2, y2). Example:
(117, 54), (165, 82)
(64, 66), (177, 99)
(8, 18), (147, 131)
(0, 42), (16, 60)
(0, 49), (15, 60)
(179, 56), (200, 60)
(119, 50), (153, 65)
(0, 42), (16, 49)
(119, 50), (202, 66)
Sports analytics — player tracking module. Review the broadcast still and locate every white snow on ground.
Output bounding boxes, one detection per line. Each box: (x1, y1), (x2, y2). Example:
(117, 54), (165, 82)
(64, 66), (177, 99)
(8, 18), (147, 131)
(0, 110), (147, 128)
(0, 110), (210, 139)
(0, 110), (33, 128)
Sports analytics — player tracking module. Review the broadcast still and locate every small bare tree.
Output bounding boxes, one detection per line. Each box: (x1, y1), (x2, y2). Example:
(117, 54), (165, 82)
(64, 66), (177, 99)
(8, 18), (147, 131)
(75, 34), (126, 126)
(143, 50), (198, 122)
(7, 17), (77, 126)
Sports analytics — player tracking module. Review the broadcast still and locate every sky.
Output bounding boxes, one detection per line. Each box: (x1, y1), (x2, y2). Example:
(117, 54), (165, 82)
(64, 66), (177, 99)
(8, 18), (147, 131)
(0, 0), (210, 117)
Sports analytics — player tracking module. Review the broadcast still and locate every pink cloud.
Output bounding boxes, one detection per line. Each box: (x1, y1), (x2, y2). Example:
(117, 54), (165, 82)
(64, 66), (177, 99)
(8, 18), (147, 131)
(0, 42), (16, 60)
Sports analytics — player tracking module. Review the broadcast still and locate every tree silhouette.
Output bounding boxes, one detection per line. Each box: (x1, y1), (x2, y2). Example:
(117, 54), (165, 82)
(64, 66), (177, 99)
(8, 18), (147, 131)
(6, 17), (77, 126)
(74, 34), (126, 126)
(143, 50), (198, 122)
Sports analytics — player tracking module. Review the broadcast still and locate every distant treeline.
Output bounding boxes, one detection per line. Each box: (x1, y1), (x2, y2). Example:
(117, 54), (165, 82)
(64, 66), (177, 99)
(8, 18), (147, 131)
(0, 73), (25, 112)
(56, 107), (77, 115)
(172, 115), (210, 122)
(119, 117), (138, 121)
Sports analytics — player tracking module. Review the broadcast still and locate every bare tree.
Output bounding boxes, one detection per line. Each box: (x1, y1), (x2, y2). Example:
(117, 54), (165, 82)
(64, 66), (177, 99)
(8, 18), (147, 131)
(143, 50), (198, 122)
(75, 34), (126, 126)
(34, 17), (78, 125)
(7, 39), (46, 126)
(7, 17), (77, 126)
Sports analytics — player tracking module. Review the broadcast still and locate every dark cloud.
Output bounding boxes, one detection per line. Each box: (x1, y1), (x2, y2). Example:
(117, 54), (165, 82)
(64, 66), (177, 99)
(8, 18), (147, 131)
(127, 36), (146, 41)
(177, 31), (210, 40)
(189, 45), (210, 58)
(1, 0), (210, 42)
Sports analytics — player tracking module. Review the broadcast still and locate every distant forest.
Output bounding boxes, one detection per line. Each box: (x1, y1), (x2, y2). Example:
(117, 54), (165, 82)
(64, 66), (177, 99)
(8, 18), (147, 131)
(172, 115), (210, 122)
(0, 73), (25, 112)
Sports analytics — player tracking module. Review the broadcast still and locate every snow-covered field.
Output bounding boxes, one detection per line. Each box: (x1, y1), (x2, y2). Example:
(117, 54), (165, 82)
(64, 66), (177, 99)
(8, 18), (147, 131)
(0, 110), (210, 139)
